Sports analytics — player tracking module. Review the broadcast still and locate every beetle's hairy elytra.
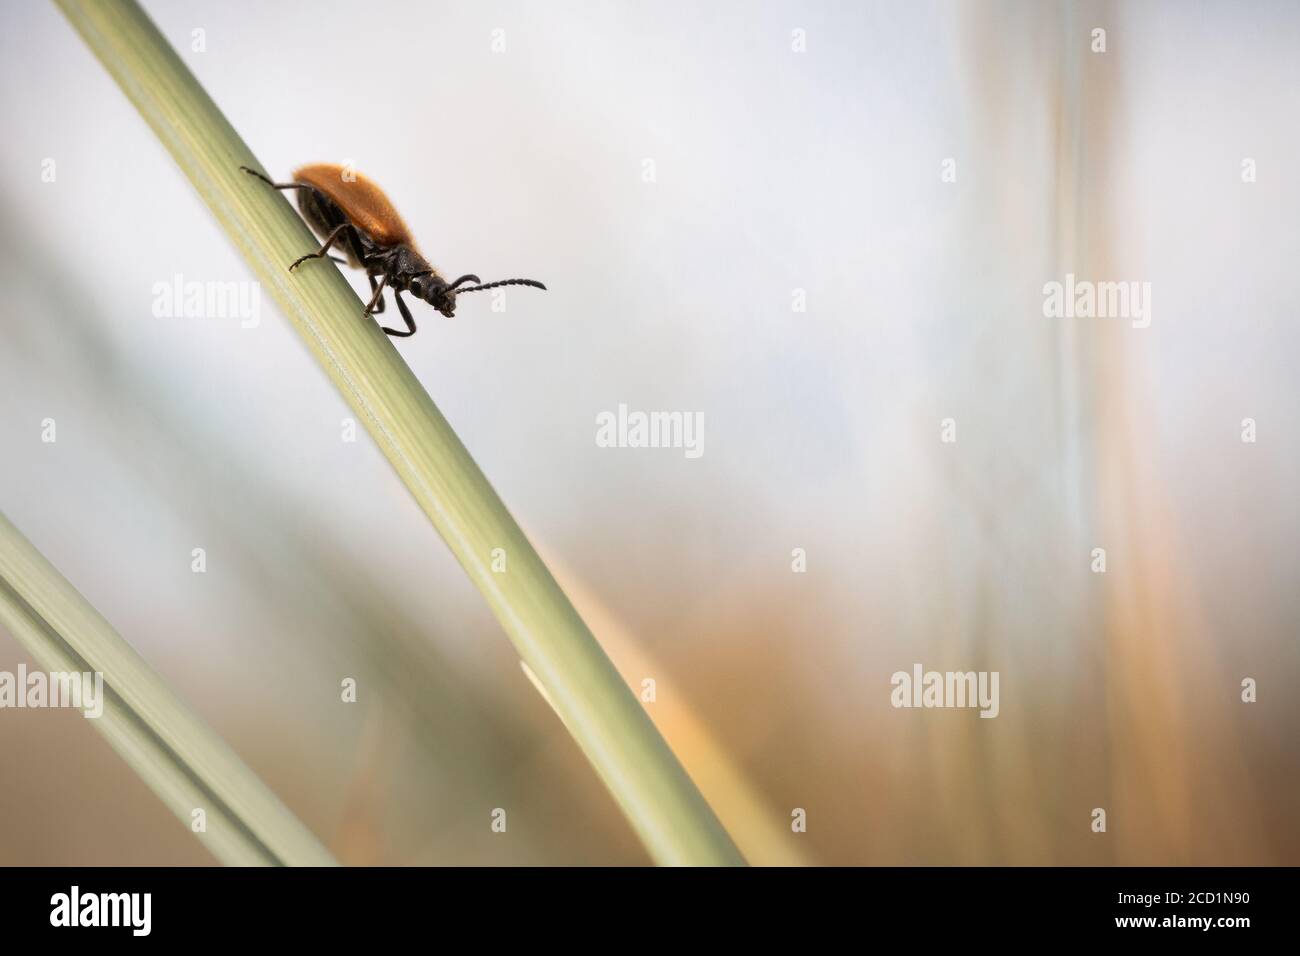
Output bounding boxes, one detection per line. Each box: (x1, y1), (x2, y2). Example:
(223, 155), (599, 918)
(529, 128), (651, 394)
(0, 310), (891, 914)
(240, 163), (546, 337)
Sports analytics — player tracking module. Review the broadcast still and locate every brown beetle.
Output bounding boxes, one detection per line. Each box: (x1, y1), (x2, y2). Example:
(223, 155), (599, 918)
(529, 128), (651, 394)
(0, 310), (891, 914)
(241, 163), (546, 337)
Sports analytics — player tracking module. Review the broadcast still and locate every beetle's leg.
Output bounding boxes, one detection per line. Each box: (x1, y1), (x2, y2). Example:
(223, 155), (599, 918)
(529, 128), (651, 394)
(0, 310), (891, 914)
(367, 274), (386, 314)
(239, 166), (310, 191)
(341, 225), (370, 270)
(240, 168), (348, 266)
(381, 290), (418, 338)
(289, 223), (352, 271)
(362, 272), (389, 318)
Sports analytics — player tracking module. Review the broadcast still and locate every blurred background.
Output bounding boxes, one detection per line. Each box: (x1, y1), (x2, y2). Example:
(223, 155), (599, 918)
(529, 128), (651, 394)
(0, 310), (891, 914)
(0, 0), (1296, 865)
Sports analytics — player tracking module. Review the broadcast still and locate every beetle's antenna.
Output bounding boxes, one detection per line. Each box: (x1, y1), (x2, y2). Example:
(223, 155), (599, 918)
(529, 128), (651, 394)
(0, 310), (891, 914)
(447, 274), (483, 290)
(455, 278), (548, 294)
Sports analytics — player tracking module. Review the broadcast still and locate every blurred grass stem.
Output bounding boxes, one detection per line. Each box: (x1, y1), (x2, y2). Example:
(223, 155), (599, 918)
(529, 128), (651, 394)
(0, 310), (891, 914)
(0, 510), (336, 866)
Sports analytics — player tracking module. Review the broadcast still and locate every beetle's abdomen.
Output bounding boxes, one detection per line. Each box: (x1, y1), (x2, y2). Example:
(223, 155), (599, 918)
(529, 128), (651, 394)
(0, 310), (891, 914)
(293, 163), (415, 250)
(296, 188), (364, 267)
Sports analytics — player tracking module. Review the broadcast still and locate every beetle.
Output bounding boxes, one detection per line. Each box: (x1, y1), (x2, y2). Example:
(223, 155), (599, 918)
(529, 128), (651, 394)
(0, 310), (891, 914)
(240, 163), (546, 337)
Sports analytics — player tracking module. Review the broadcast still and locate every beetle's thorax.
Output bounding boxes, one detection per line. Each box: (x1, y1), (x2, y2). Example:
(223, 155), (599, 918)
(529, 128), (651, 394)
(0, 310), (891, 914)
(383, 245), (436, 288)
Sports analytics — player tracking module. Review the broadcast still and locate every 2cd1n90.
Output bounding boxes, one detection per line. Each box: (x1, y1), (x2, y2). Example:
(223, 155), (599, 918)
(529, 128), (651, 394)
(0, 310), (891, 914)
(242, 163), (546, 338)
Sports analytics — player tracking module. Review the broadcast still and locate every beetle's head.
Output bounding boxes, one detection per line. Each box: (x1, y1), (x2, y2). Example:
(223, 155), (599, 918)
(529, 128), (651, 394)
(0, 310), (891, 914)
(409, 274), (454, 317)
(409, 272), (549, 318)
(408, 273), (487, 318)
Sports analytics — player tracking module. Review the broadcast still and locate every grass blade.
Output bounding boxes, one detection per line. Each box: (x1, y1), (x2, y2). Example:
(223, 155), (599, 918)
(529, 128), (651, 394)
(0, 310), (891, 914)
(0, 510), (336, 866)
(53, 0), (744, 865)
